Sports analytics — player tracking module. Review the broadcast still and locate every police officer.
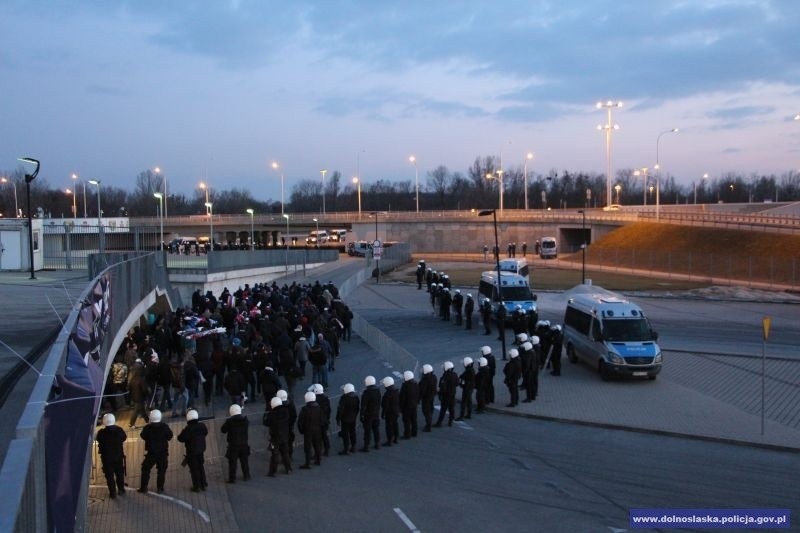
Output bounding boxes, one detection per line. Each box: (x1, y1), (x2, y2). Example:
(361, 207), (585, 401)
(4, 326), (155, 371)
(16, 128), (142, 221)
(177, 409), (208, 492)
(416, 260), (426, 290)
(264, 396), (292, 476)
(297, 391), (324, 469)
(425, 267), (434, 292)
(475, 357), (491, 413)
(221, 404), (251, 482)
(520, 340), (539, 402)
(464, 293), (475, 330)
(381, 377), (400, 446)
(549, 324), (564, 376)
(503, 349), (521, 407)
(522, 242), (527, 257)
(481, 345), (496, 404)
(310, 383), (332, 456)
(96, 413), (127, 498)
(535, 320), (552, 369)
(138, 409), (173, 494)
(481, 298), (493, 336)
(434, 361), (459, 427)
(360, 376), (381, 451)
(419, 364), (437, 432)
(430, 282), (441, 315)
(399, 371), (419, 439)
(496, 304), (507, 343)
(512, 306), (528, 335)
(336, 383), (360, 454)
(452, 289), (464, 326)
(442, 274), (451, 289)
(276, 389), (297, 459)
(456, 357), (475, 420)
(440, 287), (452, 321)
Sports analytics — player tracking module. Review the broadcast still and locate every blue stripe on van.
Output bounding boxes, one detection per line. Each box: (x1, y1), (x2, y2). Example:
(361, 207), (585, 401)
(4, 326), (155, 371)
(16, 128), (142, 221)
(610, 342), (658, 357)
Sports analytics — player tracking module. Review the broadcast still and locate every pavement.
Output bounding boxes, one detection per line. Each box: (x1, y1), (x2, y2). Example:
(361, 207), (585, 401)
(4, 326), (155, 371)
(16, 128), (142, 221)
(3, 257), (800, 532)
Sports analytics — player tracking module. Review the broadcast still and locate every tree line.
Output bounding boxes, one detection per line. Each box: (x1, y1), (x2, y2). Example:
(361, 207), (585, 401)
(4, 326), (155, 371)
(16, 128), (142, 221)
(1, 158), (798, 219)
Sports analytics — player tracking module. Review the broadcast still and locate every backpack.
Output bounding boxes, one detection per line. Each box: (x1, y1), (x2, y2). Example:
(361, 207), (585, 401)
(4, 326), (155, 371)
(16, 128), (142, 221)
(111, 362), (128, 386)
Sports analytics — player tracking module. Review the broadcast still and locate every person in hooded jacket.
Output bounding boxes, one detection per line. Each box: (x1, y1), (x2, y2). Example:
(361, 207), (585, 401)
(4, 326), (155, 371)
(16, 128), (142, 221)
(359, 376), (381, 451)
(138, 409), (173, 494)
(380, 377), (400, 446)
(418, 364), (437, 432)
(434, 362), (459, 427)
(336, 383), (360, 454)
(297, 392), (324, 469)
(399, 371), (419, 439)
(177, 409), (208, 492)
(96, 413), (127, 498)
(220, 404), (251, 482)
(263, 396), (292, 476)
(456, 357), (476, 420)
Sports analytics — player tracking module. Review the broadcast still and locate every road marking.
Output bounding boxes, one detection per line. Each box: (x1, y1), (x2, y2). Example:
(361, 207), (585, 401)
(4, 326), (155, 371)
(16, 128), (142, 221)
(150, 491), (211, 523)
(453, 420), (473, 431)
(393, 507), (421, 532)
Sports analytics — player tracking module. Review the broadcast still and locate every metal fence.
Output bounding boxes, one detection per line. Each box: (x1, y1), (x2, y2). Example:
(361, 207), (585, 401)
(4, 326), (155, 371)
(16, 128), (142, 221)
(43, 224), (161, 270)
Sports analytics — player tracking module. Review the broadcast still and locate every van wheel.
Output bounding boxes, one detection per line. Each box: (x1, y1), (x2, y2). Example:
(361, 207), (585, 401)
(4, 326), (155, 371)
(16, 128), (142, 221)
(599, 361), (611, 381)
(567, 345), (578, 364)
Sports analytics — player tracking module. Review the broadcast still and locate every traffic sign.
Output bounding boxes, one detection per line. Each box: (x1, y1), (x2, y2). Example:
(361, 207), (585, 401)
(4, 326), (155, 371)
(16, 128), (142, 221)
(373, 246), (383, 260)
(372, 239), (382, 248)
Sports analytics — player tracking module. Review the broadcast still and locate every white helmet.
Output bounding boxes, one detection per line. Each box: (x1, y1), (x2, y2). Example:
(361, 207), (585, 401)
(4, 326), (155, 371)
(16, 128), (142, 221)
(149, 409), (162, 423)
(422, 364), (433, 374)
(365, 375), (376, 386)
(466, 294), (473, 299)
(521, 341), (533, 351)
(463, 357), (473, 367)
(382, 376), (395, 388)
(304, 391), (316, 403)
(403, 371), (414, 382)
(480, 346), (492, 356)
(313, 383), (324, 395)
(479, 357), (488, 367)
(186, 409), (199, 422)
(531, 335), (540, 345)
(455, 289), (461, 294)
(270, 396), (283, 409)
(229, 404), (242, 416)
(553, 324), (562, 332)
(102, 413), (116, 427)
(443, 361), (454, 371)
(276, 390), (288, 401)
(516, 333), (528, 343)
(544, 320), (551, 327)
(343, 383), (355, 394)
(536, 320), (548, 327)
(508, 349), (519, 359)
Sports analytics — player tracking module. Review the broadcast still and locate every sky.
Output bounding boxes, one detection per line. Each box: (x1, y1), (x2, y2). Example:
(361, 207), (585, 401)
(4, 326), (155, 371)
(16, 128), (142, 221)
(2, 0), (799, 203)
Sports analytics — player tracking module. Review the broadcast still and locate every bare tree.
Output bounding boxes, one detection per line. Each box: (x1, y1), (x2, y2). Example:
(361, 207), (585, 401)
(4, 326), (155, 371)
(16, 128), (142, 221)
(427, 165), (450, 209)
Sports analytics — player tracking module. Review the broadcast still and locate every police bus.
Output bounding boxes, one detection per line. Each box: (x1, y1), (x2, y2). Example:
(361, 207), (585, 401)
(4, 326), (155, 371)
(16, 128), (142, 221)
(563, 285), (662, 381)
(478, 271), (537, 318)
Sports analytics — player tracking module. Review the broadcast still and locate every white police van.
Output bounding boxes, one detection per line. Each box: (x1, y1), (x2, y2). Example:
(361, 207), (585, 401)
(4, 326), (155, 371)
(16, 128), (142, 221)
(478, 271), (537, 317)
(563, 285), (661, 381)
(498, 258), (530, 282)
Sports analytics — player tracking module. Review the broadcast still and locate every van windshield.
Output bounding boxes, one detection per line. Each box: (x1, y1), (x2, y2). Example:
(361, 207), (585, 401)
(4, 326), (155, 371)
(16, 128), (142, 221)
(602, 318), (653, 342)
(542, 241), (555, 249)
(500, 286), (533, 301)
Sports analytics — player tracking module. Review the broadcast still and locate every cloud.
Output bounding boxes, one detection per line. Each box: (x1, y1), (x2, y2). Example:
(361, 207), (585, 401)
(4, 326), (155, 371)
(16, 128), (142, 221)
(721, 147), (742, 154)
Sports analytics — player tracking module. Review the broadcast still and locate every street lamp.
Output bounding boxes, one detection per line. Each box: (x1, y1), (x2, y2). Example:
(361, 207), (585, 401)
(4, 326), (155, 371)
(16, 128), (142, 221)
(271, 161), (285, 215)
(199, 181), (210, 215)
(17, 157), (39, 279)
(246, 208), (255, 250)
(614, 184), (622, 205)
(654, 128), (679, 221)
(633, 167), (649, 205)
(72, 173), (86, 218)
(409, 155), (419, 212)
(523, 152), (533, 210)
(154, 167), (167, 219)
(352, 177), (362, 217)
(320, 169), (327, 215)
(596, 100), (622, 208)
(205, 202), (214, 253)
(64, 188), (73, 218)
(89, 179), (103, 252)
(485, 171), (504, 213)
(154, 192), (164, 250)
(312, 217), (319, 248)
(578, 210), (587, 284)
(282, 213), (290, 274)
(694, 173), (709, 204)
(1, 177), (19, 218)
(479, 208), (506, 360)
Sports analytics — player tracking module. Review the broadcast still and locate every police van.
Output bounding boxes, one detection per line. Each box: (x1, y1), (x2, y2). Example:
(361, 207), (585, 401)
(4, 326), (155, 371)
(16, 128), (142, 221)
(498, 258), (530, 282)
(563, 285), (661, 381)
(478, 271), (537, 317)
(539, 236), (557, 259)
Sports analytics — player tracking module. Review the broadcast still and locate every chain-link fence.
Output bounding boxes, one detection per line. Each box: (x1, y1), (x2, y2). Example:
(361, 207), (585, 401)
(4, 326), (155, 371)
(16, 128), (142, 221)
(43, 224), (160, 270)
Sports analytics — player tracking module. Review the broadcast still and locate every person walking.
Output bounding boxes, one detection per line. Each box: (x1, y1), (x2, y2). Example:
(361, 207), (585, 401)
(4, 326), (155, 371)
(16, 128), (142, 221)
(220, 404), (251, 483)
(297, 391), (324, 469)
(96, 413), (127, 499)
(359, 376), (381, 452)
(336, 383), (360, 455)
(311, 383), (332, 456)
(177, 409), (208, 492)
(418, 364), (437, 432)
(138, 409), (173, 494)
(263, 396), (292, 476)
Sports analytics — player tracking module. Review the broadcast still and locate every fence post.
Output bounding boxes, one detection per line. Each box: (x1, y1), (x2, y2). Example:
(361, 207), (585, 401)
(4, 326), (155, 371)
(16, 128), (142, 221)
(65, 224), (73, 271)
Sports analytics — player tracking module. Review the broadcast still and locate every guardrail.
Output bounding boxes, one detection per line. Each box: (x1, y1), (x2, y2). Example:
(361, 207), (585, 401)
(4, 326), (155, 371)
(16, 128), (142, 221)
(0, 253), (179, 532)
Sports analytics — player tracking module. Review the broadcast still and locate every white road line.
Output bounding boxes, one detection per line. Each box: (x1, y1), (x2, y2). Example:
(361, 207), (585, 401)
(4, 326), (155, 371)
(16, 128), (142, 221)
(150, 492), (211, 523)
(393, 507), (421, 533)
(453, 420), (473, 431)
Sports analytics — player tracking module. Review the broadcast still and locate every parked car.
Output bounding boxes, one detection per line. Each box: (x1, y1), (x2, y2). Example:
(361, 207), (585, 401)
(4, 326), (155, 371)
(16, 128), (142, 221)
(347, 241), (371, 257)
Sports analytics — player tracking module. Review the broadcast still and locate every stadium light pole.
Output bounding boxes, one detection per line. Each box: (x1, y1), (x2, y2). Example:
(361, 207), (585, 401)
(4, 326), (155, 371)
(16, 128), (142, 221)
(654, 128), (679, 222)
(523, 152), (533, 210)
(479, 208), (506, 360)
(596, 101), (622, 208)
(153, 192), (164, 250)
(18, 157), (39, 279)
(247, 208), (255, 250)
(352, 177), (362, 218)
(409, 155), (419, 212)
(154, 167), (167, 219)
(72, 173), (87, 218)
(199, 181), (210, 215)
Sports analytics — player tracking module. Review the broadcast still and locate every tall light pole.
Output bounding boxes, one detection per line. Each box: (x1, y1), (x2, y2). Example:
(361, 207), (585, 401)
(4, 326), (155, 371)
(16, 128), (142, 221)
(479, 209), (506, 360)
(154, 192), (164, 250)
(654, 128), (679, 221)
(596, 101), (622, 208)
(64, 189), (73, 218)
(578, 210), (587, 284)
(352, 177), (362, 217)
(199, 181), (210, 215)
(246, 208), (255, 250)
(88, 179), (103, 253)
(633, 167), (649, 205)
(409, 155), (419, 212)
(523, 152), (533, 210)
(695, 173), (709, 204)
(72, 173), (86, 218)
(312, 217), (319, 248)
(614, 184), (622, 205)
(271, 161), (284, 215)
(154, 167), (167, 219)
(1, 177), (19, 218)
(320, 169), (327, 215)
(282, 213), (290, 274)
(17, 157), (39, 279)
(205, 202), (213, 253)
(485, 171), (504, 213)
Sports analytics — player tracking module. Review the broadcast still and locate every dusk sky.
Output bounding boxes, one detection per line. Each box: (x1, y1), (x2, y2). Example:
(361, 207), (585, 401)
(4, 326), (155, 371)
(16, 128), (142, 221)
(2, 1), (799, 202)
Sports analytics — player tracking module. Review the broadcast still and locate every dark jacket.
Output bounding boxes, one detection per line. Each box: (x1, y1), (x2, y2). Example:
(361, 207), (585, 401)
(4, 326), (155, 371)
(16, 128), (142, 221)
(438, 369), (459, 401)
(476, 366), (492, 390)
(220, 414), (250, 449)
(259, 368), (282, 403)
(399, 380), (420, 412)
(297, 402), (324, 436)
(459, 366), (476, 391)
(381, 386), (400, 418)
(140, 421), (173, 456)
(263, 404), (291, 443)
(316, 393), (331, 428)
(504, 358), (522, 384)
(96, 425), (127, 462)
(224, 369), (246, 396)
(419, 373), (437, 401)
(336, 393), (360, 425)
(177, 420), (208, 455)
(360, 385), (381, 421)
